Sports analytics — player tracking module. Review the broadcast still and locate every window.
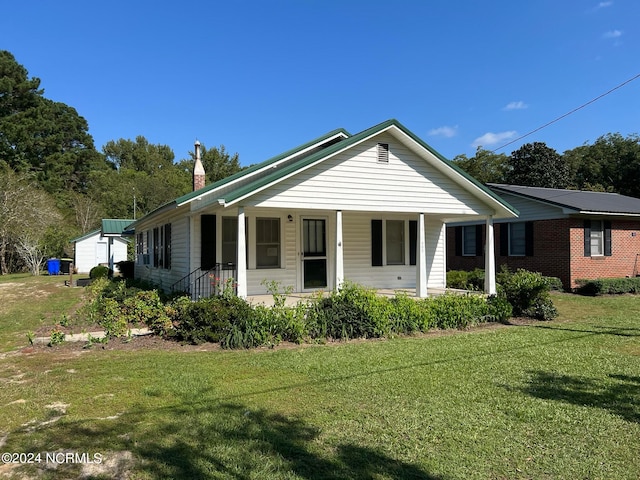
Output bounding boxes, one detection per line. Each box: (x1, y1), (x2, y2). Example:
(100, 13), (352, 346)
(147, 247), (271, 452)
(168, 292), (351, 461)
(584, 220), (611, 257)
(256, 217), (280, 268)
(500, 222), (533, 257)
(590, 220), (604, 256)
(377, 143), (389, 163)
(222, 217), (238, 265)
(152, 224), (171, 269)
(137, 232), (150, 265)
(509, 222), (526, 256)
(462, 226), (477, 256)
(386, 220), (405, 265)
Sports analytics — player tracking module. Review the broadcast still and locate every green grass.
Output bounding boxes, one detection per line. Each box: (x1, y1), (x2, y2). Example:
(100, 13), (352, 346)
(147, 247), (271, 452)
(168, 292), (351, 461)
(0, 273), (87, 352)
(0, 278), (639, 479)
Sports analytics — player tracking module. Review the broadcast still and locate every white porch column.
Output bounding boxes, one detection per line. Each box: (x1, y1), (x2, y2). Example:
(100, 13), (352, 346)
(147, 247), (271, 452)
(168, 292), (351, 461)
(335, 210), (344, 290)
(484, 215), (497, 295)
(236, 207), (247, 298)
(416, 213), (428, 298)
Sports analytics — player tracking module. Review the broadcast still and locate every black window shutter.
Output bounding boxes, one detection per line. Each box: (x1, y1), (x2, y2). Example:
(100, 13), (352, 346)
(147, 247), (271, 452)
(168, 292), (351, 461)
(500, 224), (508, 256)
(604, 220), (612, 256)
(525, 222), (534, 257)
(584, 220), (591, 257)
(201, 215), (217, 270)
(475, 225), (483, 256)
(165, 223), (172, 269)
(409, 220), (417, 265)
(455, 226), (462, 256)
(371, 220), (383, 266)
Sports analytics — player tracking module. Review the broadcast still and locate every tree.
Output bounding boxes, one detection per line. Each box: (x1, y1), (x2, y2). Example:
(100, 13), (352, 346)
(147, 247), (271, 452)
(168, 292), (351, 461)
(103, 136), (175, 174)
(0, 165), (61, 274)
(506, 142), (571, 188)
(452, 147), (509, 184)
(564, 133), (640, 197)
(0, 50), (107, 194)
(92, 136), (191, 217)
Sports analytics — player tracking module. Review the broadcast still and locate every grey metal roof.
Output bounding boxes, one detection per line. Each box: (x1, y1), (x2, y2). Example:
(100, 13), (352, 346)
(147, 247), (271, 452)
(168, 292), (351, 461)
(488, 184), (640, 215)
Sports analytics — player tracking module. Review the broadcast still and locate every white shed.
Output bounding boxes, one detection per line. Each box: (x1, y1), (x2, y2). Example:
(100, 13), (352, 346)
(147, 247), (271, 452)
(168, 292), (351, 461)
(72, 219), (133, 273)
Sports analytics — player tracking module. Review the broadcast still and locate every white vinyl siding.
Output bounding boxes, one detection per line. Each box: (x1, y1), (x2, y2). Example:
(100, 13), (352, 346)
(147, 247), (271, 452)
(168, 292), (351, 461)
(245, 134), (492, 215)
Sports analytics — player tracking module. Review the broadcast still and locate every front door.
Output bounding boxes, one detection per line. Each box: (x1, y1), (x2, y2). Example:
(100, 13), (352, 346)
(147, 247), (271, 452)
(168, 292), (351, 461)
(302, 218), (327, 289)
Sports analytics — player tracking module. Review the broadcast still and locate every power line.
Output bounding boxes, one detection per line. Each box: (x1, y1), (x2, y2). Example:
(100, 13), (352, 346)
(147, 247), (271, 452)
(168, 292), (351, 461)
(492, 72), (640, 152)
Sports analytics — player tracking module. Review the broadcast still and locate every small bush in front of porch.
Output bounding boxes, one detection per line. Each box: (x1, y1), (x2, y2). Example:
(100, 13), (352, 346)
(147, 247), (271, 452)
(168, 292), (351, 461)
(497, 268), (558, 320)
(446, 268), (485, 291)
(306, 282), (393, 340)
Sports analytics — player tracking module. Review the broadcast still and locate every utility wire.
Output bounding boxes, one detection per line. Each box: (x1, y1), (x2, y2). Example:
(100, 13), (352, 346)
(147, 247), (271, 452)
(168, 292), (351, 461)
(492, 72), (640, 152)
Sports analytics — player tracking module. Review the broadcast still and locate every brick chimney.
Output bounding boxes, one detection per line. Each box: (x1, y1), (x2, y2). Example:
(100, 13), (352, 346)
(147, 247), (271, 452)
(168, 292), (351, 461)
(193, 140), (205, 191)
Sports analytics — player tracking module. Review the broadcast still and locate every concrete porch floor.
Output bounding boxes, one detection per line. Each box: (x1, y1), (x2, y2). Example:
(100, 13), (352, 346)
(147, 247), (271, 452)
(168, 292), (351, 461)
(246, 287), (473, 307)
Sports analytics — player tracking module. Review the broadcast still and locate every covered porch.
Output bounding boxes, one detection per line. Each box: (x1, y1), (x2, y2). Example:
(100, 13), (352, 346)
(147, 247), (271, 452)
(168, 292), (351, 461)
(187, 206), (498, 299)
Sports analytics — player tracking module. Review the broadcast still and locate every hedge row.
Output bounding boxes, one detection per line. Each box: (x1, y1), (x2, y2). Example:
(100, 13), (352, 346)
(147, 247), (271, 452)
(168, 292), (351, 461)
(81, 269), (558, 349)
(575, 277), (640, 296)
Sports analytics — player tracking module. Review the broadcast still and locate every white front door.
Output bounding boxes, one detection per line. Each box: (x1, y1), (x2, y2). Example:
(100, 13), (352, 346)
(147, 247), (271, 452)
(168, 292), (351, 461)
(302, 218), (327, 290)
(96, 242), (108, 265)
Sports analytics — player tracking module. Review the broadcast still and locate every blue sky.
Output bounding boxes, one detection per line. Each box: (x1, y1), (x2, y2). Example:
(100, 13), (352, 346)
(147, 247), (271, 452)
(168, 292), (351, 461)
(2, 1), (638, 166)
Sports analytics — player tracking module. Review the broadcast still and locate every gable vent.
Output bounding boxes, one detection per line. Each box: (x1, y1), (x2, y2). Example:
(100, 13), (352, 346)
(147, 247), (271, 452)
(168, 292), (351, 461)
(377, 143), (389, 163)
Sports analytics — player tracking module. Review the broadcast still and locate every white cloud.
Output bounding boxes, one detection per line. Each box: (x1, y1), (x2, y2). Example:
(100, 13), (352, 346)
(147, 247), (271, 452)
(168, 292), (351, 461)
(597, 1), (613, 8)
(603, 29), (622, 38)
(472, 131), (517, 148)
(428, 126), (458, 138)
(504, 101), (528, 111)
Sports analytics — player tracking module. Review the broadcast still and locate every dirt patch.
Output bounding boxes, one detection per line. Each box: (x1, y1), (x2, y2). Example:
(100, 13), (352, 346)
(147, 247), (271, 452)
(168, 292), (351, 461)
(20, 318), (540, 356)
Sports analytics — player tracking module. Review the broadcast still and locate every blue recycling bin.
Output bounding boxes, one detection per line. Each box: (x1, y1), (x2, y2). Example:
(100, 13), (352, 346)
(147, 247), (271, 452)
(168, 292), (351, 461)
(47, 258), (60, 275)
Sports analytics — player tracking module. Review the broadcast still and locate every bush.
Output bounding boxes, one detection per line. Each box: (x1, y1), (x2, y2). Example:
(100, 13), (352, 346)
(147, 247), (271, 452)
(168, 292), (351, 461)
(575, 277), (640, 296)
(498, 268), (557, 320)
(446, 269), (485, 291)
(307, 282), (392, 341)
(116, 260), (135, 278)
(89, 265), (112, 279)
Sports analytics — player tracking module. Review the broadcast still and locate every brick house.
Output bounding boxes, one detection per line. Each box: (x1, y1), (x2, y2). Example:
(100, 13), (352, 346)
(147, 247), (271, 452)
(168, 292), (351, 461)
(447, 184), (640, 290)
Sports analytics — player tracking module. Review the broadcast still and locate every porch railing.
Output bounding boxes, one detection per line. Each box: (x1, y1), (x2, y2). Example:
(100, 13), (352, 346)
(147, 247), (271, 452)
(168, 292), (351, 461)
(170, 263), (237, 300)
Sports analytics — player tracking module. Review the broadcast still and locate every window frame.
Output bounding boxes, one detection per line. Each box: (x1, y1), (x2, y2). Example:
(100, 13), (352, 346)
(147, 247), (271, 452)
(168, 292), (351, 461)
(255, 217), (281, 269)
(508, 222), (527, 257)
(385, 219), (405, 265)
(589, 220), (604, 257)
(462, 225), (477, 257)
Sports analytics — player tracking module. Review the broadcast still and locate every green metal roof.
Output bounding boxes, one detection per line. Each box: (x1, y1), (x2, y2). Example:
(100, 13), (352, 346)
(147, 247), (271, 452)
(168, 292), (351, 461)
(216, 119), (518, 216)
(101, 219), (136, 236)
(133, 119), (517, 227)
(175, 127), (351, 206)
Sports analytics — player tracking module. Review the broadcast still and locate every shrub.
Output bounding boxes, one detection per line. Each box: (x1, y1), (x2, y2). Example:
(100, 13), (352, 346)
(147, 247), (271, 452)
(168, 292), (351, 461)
(498, 268), (557, 320)
(446, 269), (485, 291)
(89, 265), (112, 279)
(429, 294), (493, 329)
(575, 277), (640, 296)
(307, 282), (391, 340)
(487, 294), (513, 324)
(388, 293), (436, 334)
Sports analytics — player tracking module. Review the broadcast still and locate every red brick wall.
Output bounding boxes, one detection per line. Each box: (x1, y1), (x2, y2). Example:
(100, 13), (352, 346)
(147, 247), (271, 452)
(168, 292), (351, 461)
(447, 218), (640, 289)
(570, 219), (640, 287)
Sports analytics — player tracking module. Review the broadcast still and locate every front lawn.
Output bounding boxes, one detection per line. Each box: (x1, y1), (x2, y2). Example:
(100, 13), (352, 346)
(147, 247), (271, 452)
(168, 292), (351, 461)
(0, 276), (639, 479)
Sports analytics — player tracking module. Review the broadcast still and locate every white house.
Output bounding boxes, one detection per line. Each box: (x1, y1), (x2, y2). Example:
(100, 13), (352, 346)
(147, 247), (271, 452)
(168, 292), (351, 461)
(131, 119), (518, 297)
(72, 219), (133, 273)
